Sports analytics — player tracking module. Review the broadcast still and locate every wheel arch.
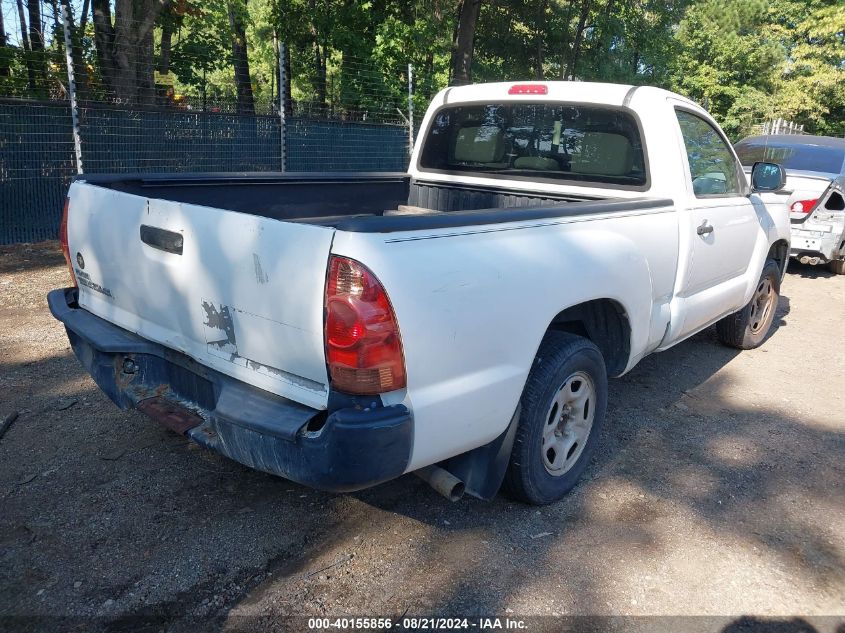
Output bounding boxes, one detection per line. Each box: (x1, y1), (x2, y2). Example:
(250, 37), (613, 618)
(545, 298), (632, 376)
(767, 239), (789, 278)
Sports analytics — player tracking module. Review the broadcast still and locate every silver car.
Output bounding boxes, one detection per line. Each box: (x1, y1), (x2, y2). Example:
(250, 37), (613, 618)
(735, 135), (845, 274)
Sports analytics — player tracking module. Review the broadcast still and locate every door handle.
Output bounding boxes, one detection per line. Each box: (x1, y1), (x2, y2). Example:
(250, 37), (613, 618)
(140, 225), (184, 255)
(697, 221), (714, 236)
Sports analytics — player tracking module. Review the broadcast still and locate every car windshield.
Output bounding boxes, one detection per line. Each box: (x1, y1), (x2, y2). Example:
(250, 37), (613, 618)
(734, 141), (845, 174)
(418, 103), (647, 187)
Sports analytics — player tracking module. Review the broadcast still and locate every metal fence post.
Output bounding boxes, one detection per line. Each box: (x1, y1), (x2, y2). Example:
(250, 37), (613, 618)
(279, 41), (287, 172)
(60, 3), (83, 174)
(407, 63), (414, 156)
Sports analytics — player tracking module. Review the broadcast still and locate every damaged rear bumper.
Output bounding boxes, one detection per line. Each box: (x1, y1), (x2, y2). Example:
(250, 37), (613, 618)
(48, 288), (412, 492)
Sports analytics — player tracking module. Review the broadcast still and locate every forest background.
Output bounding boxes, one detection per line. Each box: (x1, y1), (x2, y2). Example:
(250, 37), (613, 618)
(1, 0), (843, 139)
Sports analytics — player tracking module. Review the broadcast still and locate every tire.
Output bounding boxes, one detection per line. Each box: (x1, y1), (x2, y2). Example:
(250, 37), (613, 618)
(716, 258), (781, 350)
(830, 259), (845, 275)
(503, 331), (607, 505)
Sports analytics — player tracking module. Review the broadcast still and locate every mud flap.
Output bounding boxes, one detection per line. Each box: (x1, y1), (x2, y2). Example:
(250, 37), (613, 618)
(442, 404), (521, 500)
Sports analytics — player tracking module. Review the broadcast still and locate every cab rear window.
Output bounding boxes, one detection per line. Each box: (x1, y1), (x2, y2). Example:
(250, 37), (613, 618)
(418, 103), (648, 187)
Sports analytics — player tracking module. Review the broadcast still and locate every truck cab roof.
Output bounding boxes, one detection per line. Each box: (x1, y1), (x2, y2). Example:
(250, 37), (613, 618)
(433, 81), (700, 110)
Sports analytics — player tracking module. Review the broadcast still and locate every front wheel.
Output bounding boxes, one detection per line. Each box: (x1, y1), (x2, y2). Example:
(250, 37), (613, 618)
(716, 258), (781, 349)
(503, 332), (607, 505)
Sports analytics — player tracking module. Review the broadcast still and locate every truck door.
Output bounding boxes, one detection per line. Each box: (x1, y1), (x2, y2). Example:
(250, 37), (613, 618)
(671, 105), (760, 339)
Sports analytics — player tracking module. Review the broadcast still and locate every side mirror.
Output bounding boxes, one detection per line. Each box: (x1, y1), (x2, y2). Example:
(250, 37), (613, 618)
(751, 161), (786, 192)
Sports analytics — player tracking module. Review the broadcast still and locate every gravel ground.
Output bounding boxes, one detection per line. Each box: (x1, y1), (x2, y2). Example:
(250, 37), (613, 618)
(1, 241), (843, 632)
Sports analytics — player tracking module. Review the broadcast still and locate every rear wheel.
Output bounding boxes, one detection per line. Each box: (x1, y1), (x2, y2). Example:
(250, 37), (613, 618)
(716, 259), (781, 349)
(830, 259), (845, 275)
(503, 332), (607, 505)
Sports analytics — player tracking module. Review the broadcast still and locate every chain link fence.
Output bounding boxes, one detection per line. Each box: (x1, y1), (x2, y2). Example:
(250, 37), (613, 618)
(0, 2), (425, 244)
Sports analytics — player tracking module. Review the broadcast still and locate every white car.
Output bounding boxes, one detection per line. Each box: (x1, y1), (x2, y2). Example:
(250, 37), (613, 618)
(50, 81), (791, 505)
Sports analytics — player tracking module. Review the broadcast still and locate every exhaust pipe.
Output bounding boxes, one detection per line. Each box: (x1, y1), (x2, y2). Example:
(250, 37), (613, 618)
(416, 465), (465, 501)
(799, 256), (810, 265)
(809, 257), (820, 266)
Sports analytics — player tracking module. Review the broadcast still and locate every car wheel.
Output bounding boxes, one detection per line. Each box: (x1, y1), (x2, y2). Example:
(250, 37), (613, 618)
(716, 258), (781, 350)
(502, 331), (607, 505)
(829, 259), (845, 275)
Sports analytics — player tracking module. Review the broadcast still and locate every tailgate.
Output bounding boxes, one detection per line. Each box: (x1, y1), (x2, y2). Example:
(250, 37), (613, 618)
(65, 181), (334, 410)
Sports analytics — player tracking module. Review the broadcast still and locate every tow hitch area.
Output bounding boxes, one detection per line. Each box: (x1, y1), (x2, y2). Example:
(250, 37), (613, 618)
(137, 397), (204, 434)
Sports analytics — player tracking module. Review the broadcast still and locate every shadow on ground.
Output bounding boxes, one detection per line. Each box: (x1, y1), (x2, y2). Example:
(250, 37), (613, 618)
(1, 262), (842, 632)
(787, 260), (839, 280)
(0, 241), (66, 276)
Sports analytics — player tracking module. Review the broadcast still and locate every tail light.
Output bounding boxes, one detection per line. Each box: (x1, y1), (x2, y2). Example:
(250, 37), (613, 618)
(59, 198), (77, 287)
(791, 199), (818, 214)
(324, 256), (406, 395)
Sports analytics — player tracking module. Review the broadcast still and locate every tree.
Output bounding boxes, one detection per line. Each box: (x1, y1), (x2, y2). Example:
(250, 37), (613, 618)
(767, 0), (845, 136)
(0, 6), (9, 77)
(228, 0), (255, 114)
(670, 0), (783, 138)
(15, 0), (38, 93)
(27, 0), (47, 94)
(167, 2), (228, 106)
(450, 0), (481, 85)
(563, 0), (591, 80)
(90, 0), (172, 104)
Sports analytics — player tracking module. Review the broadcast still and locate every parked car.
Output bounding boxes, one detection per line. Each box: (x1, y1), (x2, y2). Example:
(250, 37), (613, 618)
(787, 176), (845, 274)
(734, 134), (845, 273)
(49, 81), (791, 505)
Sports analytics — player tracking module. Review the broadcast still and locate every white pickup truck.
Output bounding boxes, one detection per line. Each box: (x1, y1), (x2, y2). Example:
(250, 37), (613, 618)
(50, 82), (791, 505)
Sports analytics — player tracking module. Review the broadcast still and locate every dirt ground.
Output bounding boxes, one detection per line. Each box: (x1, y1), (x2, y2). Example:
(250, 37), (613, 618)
(0, 241), (843, 632)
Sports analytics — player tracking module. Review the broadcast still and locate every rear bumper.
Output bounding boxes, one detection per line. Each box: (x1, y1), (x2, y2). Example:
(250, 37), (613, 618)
(789, 226), (845, 261)
(48, 288), (412, 492)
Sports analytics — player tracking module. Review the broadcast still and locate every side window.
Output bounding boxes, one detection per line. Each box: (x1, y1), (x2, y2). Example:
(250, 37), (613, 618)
(676, 110), (742, 197)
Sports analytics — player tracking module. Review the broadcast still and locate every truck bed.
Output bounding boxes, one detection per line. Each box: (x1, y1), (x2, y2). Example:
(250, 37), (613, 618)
(79, 172), (671, 233)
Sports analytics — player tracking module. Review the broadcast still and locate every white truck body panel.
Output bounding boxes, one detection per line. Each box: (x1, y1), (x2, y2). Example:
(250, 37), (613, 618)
(332, 201), (679, 468)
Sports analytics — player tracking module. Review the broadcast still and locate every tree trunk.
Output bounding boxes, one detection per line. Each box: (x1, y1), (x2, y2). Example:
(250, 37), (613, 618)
(450, 0), (482, 86)
(91, 0), (115, 94)
(27, 1), (44, 53)
(227, 0), (255, 116)
(313, 41), (325, 110)
(15, 0), (30, 51)
(27, 0), (48, 97)
(48, 0), (61, 53)
(339, 49), (350, 113)
(111, 0), (136, 103)
(601, 0), (615, 53)
(564, 0), (591, 80)
(558, 0), (575, 79)
(137, 14), (155, 106)
(79, 0), (90, 29)
(306, 0), (326, 113)
(0, 9), (9, 77)
(16, 0), (37, 93)
(92, 0), (169, 104)
(535, 0), (548, 79)
(158, 22), (172, 75)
